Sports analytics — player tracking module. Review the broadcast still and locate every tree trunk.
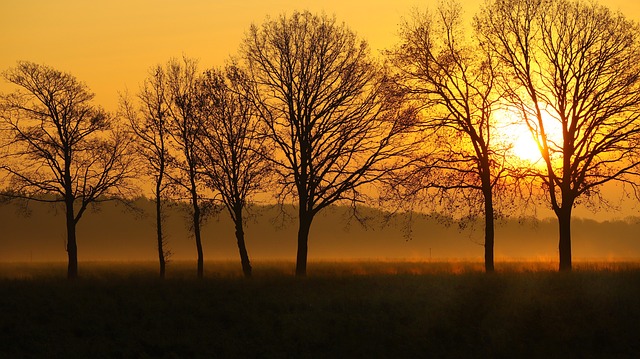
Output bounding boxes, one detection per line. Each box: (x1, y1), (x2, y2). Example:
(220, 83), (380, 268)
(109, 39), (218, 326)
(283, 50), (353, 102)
(296, 212), (313, 277)
(234, 211), (252, 278)
(558, 206), (572, 271)
(155, 189), (165, 279)
(65, 197), (78, 279)
(483, 189), (495, 273)
(193, 193), (204, 279)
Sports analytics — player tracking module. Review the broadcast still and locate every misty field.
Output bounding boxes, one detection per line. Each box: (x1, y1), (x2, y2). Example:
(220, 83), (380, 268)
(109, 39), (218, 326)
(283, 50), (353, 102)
(1, 261), (639, 358)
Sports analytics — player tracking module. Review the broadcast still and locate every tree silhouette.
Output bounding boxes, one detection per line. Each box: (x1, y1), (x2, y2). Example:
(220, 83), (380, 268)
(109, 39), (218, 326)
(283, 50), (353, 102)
(477, 0), (640, 270)
(389, 0), (512, 273)
(0, 61), (136, 279)
(164, 57), (208, 278)
(242, 11), (416, 276)
(121, 65), (172, 278)
(195, 65), (270, 278)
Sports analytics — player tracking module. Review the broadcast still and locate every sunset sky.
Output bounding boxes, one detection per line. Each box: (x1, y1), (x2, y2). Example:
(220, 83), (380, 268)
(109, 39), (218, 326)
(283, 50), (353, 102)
(1, 0), (640, 220)
(2, 0), (639, 112)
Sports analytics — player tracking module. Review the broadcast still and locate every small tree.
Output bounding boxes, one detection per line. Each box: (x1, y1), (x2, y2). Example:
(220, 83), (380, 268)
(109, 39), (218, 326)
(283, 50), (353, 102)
(477, 0), (640, 270)
(195, 65), (270, 278)
(121, 65), (172, 278)
(389, 1), (512, 272)
(242, 11), (415, 276)
(164, 56), (208, 278)
(0, 61), (136, 279)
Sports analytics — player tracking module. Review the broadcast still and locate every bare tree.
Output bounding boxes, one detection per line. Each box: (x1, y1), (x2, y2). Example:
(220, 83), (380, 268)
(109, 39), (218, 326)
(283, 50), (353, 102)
(0, 61), (136, 279)
(242, 11), (416, 276)
(389, 1), (513, 273)
(164, 57), (208, 278)
(195, 65), (270, 278)
(121, 65), (172, 278)
(477, 0), (640, 270)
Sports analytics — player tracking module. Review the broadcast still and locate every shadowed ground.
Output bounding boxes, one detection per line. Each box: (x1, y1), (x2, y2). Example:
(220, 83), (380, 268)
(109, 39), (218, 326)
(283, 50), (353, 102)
(1, 261), (639, 358)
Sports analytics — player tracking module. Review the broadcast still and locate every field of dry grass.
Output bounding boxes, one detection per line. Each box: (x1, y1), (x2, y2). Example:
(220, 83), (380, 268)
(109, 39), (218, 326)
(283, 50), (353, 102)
(1, 260), (639, 358)
(3, 259), (638, 279)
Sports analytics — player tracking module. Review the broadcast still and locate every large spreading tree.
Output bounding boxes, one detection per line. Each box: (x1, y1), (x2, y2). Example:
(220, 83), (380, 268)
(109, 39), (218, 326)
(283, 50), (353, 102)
(0, 61), (136, 279)
(242, 11), (416, 276)
(477, 0), (640, 270)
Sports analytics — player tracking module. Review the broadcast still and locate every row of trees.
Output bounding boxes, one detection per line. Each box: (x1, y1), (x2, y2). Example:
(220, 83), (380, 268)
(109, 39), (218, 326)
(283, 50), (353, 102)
(389, 0), (640, 272)
(121, 60), (272, 278)
(2, 0), (640, 279)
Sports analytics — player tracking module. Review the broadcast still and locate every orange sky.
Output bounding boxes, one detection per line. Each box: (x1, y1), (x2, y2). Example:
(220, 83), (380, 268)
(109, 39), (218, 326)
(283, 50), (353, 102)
(2, 0), (638, 112)
(1, 0), (639, 219)
(0, 0), (420, 111)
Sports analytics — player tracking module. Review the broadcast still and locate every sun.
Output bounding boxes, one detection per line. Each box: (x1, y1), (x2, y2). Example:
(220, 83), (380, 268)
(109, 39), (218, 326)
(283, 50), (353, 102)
(496, 106), (562, 165)
(510, 124), (543, 163)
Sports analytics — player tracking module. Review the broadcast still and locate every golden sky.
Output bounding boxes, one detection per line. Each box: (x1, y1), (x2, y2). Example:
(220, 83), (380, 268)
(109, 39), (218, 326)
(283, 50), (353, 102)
(0, 0), (421, 111)
(1, 0), (639, 220)
(1, 0), (638, 111)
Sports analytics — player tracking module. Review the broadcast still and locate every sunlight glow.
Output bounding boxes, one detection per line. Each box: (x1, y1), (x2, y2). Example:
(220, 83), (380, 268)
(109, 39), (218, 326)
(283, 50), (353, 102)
(510, 123), (543, 163)
(496, 106), (562, 166)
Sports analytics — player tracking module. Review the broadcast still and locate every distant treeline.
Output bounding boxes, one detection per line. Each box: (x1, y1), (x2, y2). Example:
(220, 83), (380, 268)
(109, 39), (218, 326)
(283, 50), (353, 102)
(2, 197), (639, 263)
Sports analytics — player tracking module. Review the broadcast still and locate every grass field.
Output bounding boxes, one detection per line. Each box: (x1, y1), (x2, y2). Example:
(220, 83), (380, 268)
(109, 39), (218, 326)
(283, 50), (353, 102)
(1, 261), (639, 358)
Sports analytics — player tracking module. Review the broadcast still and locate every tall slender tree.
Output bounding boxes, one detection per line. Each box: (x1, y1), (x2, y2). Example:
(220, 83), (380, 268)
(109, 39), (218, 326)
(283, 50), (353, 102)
(195, 65), (270, 278)
(0, 61), (136, 279)
(121, 65), (172, 278)
(477, 0), (640, 270)
(164, 56), (207, 278)
(242, 11), (416, 276)
(389, 0), (511, 272)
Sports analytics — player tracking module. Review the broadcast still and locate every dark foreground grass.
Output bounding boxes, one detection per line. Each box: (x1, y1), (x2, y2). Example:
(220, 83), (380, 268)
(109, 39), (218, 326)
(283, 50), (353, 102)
(1, 261), (639, 358)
